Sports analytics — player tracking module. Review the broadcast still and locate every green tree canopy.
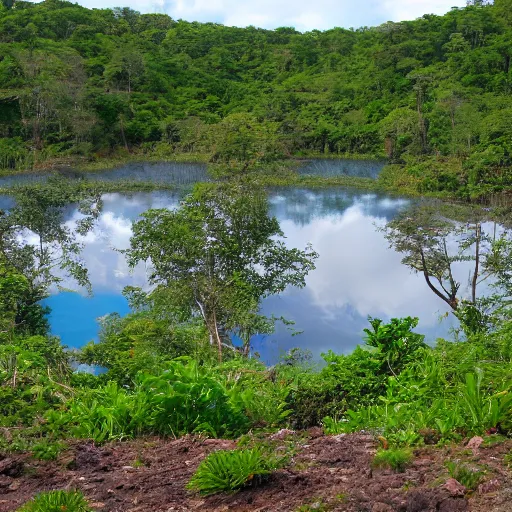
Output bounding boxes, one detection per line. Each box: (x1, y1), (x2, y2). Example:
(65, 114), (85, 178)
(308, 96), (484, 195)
(125, 183), (318, 359)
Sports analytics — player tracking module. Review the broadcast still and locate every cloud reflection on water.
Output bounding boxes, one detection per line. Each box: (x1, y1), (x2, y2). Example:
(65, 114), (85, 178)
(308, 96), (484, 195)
(45, 188), (458, 361)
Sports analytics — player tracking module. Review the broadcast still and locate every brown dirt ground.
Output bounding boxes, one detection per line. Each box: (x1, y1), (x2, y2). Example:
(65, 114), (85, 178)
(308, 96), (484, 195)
(1, 431), (512, 512)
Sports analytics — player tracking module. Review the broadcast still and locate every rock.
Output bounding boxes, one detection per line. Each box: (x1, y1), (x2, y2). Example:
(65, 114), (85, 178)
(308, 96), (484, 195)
(270, 428), (296, 440)
(477, 478), (500, 495)
(466, 436), (483, 451)
(0, 458), (23, 477)
(122, 465), (136, 471)
(438, 498), (468, 512)
(443, 478), (466, 497)
(307, 427), (323, 439)
(406, 490), (432, 512)
(372, 503), (394, 512)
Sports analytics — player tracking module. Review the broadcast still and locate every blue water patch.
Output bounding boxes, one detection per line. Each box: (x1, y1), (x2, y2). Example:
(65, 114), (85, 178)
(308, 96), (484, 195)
(43, 292), (130, 349)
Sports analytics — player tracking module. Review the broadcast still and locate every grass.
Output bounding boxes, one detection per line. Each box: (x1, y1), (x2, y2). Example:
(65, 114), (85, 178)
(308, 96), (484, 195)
(0, 178), (178, 196)
(445, 460), (485, 490)
(372, 448), (413, 473)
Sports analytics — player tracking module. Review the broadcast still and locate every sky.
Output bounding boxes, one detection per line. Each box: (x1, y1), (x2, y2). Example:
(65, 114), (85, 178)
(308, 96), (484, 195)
(75, 0), (469, 32)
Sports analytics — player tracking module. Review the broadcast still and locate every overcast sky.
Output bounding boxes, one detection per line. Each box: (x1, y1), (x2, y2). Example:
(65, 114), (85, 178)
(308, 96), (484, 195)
(76, 0), (468, 32)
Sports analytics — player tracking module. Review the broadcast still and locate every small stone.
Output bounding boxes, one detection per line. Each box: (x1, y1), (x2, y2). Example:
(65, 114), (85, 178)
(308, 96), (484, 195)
(466, 436), (483, 451)
(7, 481), (21, 491)
(443, 478), (466, 497)
(413, 458), (432, 467)
(0, 476), (12, 489)
(477, 479), (500, 495)
(270, 428), (296, 440)
(122, 465), (136, 471)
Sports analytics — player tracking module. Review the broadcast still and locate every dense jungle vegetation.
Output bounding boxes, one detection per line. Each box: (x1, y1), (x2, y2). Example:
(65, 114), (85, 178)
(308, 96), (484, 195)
(1, 0), (512, 199)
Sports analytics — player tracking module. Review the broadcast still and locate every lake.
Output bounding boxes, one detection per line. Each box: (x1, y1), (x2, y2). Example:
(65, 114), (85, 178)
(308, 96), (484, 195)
(1, 160), (464, 364)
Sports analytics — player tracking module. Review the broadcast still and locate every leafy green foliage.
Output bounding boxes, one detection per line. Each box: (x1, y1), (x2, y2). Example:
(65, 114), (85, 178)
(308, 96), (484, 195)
(30, 440), (66, 461)
(0, 2), (511, 197)
(79, 310), (212, 385)
(0, 335), (72, 427)
(45, 357), (291, 442)
(363, 316), (426, 375)
(16, 490), (92, 512)
(187, 448), (278, 495)
(126, 183), (317, 359)
(288, 317), (426, 428)
(372, 448), (413, 473)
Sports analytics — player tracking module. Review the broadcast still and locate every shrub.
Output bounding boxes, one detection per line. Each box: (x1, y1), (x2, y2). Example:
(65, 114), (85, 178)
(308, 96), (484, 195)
(287, 317), (427, 429)
(372, 448), (413, 473)
(16, 490), (92, 512)
(187, 448), (277, 495)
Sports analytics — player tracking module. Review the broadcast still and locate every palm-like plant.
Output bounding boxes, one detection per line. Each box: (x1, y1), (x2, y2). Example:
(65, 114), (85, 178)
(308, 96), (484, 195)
(187, 448), (272, 495)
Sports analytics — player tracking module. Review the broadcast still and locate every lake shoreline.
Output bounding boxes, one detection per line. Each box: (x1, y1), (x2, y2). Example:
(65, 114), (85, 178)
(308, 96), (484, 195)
(1, 156), (509, 212)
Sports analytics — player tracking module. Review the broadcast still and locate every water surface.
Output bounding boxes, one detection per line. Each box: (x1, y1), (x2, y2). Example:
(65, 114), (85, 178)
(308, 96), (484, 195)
(297, 159), (386, 178)
(43, 187), (459, 364)
(0, 162), (208, 187)
(4, 159), (469, 364)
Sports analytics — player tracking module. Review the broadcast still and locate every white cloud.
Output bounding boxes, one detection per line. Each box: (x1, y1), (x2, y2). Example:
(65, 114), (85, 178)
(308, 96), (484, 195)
(381, 0), (466, 24)
(79, 0), (467, 31)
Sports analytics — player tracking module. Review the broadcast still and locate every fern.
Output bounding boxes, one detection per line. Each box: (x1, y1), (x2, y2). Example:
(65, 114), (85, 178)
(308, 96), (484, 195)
(187, 448), (273, 495)
(16, 490), (92, 512)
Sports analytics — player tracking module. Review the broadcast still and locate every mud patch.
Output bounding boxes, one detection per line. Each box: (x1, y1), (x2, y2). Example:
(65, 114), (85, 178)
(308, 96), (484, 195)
(1, 435), (511, 512)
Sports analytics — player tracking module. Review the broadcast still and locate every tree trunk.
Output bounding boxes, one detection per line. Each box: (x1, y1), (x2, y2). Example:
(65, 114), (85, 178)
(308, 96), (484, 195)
(472, 223), (481, 304)
(211, 309), (223, 362)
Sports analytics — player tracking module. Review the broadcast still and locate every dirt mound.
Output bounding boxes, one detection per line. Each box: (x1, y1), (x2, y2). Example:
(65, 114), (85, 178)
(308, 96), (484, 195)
(1, 434), (511, 512)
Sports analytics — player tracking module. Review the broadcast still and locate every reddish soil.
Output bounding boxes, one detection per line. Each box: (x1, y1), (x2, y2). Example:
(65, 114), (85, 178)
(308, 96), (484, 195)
(1, 432), (512, 512)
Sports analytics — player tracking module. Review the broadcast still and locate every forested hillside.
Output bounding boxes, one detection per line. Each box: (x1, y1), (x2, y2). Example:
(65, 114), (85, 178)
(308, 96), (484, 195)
(0, 0), (511, 197)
